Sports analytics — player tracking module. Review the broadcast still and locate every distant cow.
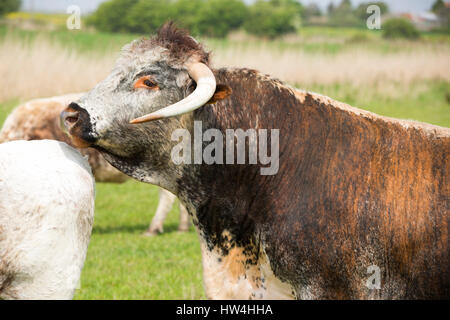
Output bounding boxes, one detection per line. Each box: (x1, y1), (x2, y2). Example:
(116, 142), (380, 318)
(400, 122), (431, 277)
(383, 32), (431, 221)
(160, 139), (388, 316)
(0, 94), (189, 235)
(62, 23), (449, 299)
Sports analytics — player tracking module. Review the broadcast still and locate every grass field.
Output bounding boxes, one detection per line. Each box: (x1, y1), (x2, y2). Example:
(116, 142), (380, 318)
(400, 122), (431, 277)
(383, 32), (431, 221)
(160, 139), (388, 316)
(0, 22), (449, 299)
(74, 182), (204, 300)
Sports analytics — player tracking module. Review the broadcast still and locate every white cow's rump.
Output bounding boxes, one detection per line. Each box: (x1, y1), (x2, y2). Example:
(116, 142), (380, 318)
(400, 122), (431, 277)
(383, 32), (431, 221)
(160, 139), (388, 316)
(0, 140), (95, 299)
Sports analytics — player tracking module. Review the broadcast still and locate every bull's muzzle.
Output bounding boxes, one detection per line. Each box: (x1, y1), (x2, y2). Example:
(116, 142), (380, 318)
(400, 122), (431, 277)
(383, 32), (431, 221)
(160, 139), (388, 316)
(60, 102), (95, 148)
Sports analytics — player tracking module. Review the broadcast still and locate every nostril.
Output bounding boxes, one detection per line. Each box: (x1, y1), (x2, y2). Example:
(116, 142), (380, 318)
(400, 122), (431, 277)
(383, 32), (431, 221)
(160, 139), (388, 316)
(60, 104), (95, 146)
(60, 111), (80, 131)
(65, 114), (79, 124)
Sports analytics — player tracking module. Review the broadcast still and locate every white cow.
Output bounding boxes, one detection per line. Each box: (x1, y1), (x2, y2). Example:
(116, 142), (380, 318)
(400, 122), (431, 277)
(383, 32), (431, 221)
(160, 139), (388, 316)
(0, 140), (95, 299)
(0, 94), (189, 235)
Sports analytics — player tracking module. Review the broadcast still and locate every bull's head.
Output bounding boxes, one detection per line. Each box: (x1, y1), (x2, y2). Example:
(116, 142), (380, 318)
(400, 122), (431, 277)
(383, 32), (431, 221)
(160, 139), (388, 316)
(61, 23), (229, 188)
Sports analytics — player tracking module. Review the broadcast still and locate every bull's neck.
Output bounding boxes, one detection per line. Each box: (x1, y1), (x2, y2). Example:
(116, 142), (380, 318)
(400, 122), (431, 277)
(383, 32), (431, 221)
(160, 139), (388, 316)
(171, 68), (289, 251)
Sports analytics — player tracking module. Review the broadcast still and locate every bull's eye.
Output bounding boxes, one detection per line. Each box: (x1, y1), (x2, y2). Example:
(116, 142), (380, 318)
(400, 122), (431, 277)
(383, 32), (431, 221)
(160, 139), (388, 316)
(134, 76), (158, 90)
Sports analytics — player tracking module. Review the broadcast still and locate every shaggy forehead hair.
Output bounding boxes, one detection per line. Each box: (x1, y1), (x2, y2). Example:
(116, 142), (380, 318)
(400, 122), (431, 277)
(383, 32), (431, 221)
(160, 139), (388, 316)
(119, 22), (210, 69)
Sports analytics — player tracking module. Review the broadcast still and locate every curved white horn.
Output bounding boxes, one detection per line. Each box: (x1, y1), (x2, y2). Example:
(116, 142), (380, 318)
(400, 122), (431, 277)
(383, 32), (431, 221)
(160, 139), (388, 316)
(130, 62), (216, 124)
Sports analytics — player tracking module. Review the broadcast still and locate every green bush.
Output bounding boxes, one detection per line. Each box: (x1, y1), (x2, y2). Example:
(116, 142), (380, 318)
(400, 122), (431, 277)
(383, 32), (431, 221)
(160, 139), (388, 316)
(327, 0), (360, 27)
(196, 0), (247, 38)
(125, 0), (174, 34)
(0, 0), (21, 17)
(86, 0), (138, 33)
(431, 0), (450, 30)
(354, 2), (389, 21)
(172, 0), (204, 36)
(302, 3), (321, 20)
(383, 18), (420, 39)
(87, 0), (307, 38)
(244, 0), (300, 38)
(88, 0), (247, 38)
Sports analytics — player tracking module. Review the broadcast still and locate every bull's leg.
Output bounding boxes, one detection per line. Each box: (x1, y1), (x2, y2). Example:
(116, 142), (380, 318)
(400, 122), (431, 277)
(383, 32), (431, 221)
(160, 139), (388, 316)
(144, 188), (176, 236)
(177, 203), (190, 232)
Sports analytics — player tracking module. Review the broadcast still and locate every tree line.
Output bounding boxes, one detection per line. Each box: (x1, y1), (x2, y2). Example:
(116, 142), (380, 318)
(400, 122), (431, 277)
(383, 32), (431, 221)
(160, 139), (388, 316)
(0, 0), (21, 17)
(2, 0), (447, 38)
(86, 0), (390, 38)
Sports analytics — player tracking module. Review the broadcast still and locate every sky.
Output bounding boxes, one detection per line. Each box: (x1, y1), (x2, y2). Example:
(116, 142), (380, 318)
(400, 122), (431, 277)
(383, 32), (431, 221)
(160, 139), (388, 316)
(20, 0), (438, 14)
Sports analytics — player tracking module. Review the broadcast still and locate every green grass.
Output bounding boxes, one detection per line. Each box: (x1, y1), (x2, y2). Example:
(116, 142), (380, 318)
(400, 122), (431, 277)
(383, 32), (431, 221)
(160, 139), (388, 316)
(0, 99), (18, 126)
(73, 182), (204, 300)
(6, 12), (70, 27)
(0, 25), (136, 54)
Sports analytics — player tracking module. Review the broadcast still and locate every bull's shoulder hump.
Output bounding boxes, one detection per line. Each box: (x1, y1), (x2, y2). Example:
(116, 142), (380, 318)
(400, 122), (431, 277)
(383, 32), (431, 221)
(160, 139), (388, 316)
(293, 89), (450, 139)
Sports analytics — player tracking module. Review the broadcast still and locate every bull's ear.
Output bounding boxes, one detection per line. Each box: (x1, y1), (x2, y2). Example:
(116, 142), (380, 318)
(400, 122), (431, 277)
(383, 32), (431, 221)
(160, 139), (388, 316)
(207, 84), (232, 104)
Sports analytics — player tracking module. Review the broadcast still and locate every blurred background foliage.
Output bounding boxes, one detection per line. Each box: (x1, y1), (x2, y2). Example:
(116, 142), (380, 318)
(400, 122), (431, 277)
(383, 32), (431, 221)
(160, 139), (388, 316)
(382, 17), (421, 39)
(83, 0), (448, 38)
(2, 0), (450, 38)
(0, 0), (20, 16)
(84, 0), (375, 37)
